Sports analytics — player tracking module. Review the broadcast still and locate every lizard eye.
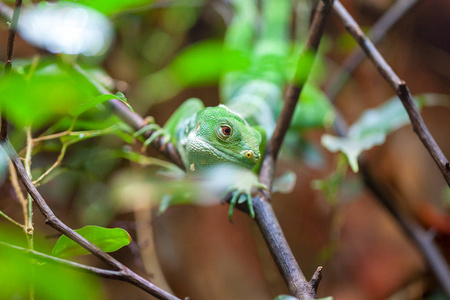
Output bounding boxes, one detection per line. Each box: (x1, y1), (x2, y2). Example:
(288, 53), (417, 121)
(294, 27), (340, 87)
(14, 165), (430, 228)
(217, 125), (232, 139)
(222, 126), (231, 135)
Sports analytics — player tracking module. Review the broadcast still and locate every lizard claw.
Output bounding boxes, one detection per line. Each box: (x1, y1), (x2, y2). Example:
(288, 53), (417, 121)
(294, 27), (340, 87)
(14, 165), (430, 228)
(134, 123), (170, 150)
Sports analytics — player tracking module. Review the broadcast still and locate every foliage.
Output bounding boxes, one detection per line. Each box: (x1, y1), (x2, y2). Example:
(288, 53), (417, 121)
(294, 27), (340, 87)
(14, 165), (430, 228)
(52, 225), (131, 258)
(0, 0), (448, 299)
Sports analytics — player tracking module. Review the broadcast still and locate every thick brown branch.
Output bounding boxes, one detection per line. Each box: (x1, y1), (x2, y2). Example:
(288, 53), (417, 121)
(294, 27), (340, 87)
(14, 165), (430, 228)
(333, 0), (450, 186)
(254, 1), (334, 299)
(253, 196), (317, 299)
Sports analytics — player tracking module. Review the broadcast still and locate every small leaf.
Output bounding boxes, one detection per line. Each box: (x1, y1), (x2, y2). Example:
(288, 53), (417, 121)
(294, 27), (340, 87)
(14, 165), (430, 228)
(115, 91), (134, 112)
(60, 125), (120, 145)
(71, 94), (131, 117)
(321, 94), (447, 173)
(158, 195), (173, 214)
(272, 171), (297, 194)
(52, 225), (131, 258)
(321, 133), (385, 172)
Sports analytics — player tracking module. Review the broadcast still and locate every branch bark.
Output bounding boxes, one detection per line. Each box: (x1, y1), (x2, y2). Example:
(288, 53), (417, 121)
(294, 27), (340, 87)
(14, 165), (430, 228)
(333, 0), (450, 187)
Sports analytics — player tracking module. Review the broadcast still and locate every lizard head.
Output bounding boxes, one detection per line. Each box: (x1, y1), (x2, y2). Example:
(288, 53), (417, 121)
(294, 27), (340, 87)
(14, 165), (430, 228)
(186, 105), (262, 171)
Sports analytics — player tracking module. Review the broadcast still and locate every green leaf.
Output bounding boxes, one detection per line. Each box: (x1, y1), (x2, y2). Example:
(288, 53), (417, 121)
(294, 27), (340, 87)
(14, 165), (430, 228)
(52, 225), (131, 258)
(60, 125), (121, 145)
(142, 40), (225, 103)
(290, 83), (335, 129)
(272, 171), (297, 194)
(71, 94), (116, 117)
(322, 132), (384, 172)
(0, 72), (95, 128)
(321, 94), (447, 172)
(66, 0), (155, 15)
(0, 226), (104, 300)
(115, 91), (134, 112)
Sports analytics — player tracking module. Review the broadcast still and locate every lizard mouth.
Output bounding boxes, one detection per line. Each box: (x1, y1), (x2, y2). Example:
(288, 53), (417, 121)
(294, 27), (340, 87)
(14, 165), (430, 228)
(196, 137), (258, 169)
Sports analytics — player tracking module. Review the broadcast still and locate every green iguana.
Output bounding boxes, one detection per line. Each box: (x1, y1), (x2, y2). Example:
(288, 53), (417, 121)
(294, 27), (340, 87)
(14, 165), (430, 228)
(135, 0), (331, 219)
(134, 98), (266, 219)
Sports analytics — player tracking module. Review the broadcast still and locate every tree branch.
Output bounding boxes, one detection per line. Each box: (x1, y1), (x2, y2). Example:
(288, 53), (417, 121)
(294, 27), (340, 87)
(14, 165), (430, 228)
(0, 139), (181, 300)
(324, 5), (450, 291)
(333, 0), (450, 187)
(259, 0), (334, 189)
(325, 0), (421, 101)
(253, 1), (334, 299)
(1, 0), (21, 140)
(70, 63), (184, 169)
(0, 241), (124, 279)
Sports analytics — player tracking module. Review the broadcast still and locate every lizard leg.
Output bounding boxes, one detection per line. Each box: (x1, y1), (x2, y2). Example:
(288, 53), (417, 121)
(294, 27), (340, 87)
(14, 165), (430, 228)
(133, 124), (170, 148)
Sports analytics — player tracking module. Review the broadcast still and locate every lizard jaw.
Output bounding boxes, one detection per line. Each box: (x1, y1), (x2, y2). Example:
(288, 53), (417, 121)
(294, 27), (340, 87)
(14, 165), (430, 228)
(192, 136), (256, 170)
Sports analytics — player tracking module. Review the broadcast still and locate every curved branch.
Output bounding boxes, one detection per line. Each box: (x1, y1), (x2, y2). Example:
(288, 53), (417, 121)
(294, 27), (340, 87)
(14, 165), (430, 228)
(0, 139), (181, 300)
(325, 3), (450, 291)
(325, 0), (421, 101)
(333, 0), (450, 186)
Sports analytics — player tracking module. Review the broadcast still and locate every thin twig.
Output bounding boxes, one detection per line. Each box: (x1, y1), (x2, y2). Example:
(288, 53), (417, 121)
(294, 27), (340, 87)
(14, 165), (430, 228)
(4, 0), (22, 72)
(324, 3), (450, 291)
(1, 0), (21, 140)
(69, 63), (184, 169)
(33, 143), (67, 187)
(325, 0), (421, 101)
(333, 0), (450, 187)
(0, 139), (181, 300)
(32, 118), (77, 143)
(0, 241), (132, 280)
(0, 210), (23, 228)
